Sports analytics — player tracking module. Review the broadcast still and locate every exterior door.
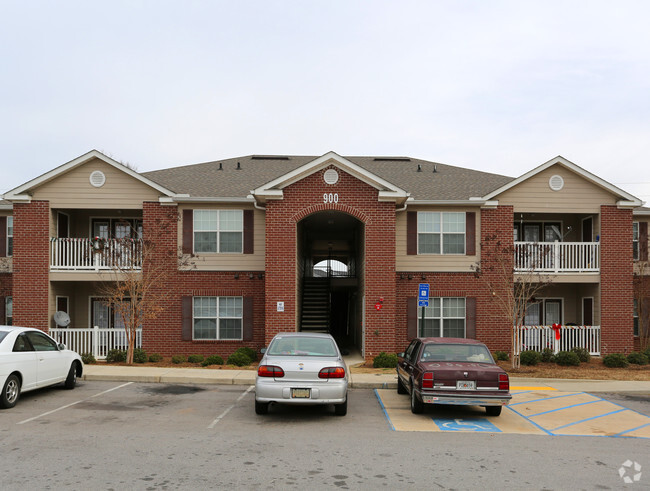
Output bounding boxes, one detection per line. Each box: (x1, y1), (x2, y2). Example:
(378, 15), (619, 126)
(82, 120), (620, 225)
(582, 298), (593, 326)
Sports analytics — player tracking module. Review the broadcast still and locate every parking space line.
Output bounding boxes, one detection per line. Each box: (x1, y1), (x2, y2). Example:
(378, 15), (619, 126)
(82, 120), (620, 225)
(509, 392), (580, 406)
(529, 399), (600, 417)
(551, 408), (627, 431)
(208, 385), (254, 429)
(17, 382), (133, 425)
(615, 421), (650, 437)
(374, 389), (396, 431)
(505, 406), (554, 435)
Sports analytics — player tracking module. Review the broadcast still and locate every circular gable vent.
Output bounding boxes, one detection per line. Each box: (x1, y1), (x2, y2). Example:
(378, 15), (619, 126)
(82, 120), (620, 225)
(549, 174), (564, 191)
(324, 168), (339, 185)
(89, 170), (106, 188)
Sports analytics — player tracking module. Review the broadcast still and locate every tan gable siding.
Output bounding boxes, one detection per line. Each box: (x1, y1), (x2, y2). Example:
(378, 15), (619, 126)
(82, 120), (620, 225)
(32, 158), (160, 209)
(496, 164), (618, 213)
(396, 206), (479, 272)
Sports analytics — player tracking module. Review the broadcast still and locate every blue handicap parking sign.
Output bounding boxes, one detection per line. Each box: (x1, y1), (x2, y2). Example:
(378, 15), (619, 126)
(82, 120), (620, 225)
(418, 283), (429, 301)
(433, 417), (501, 432)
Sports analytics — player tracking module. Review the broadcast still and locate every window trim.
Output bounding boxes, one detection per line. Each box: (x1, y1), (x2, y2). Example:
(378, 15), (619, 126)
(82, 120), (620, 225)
(5, 296), (12, 326)
(417, 212), (466, 255)
(193, 209), (244, 254)
(418, 297), (466, 338)
(192, 296), (243, 341)
(633, 221), (639, 261)
(7, 216), (13, 257)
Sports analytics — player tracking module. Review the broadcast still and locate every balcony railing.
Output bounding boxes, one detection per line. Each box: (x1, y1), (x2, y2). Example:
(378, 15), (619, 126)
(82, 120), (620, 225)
(514, 241), (599, 273)
(50, 326), (142, 359)
(50, 238), (143, 271)
(515, 325), (601, 355)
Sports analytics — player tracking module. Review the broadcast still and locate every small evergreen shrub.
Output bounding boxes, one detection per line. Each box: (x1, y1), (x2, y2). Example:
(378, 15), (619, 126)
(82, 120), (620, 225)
(105, 349), (127, 363)
(570, 347), (591, 363)
(520, 350), (542, 366)
(148, 353), (163, 363)
(602, 353), (629, 368)
(81, 352), (96, 364)
(133, 348), (148, 364)
(540, 348), (555, 363)
(554, 350), (580, 366)
(188, 354), (205, 364)
(627, 352), (649, 365)
(494, 351), (509, 362)
(202, 355), (224, 367)
(171, 355), (187, 364)
(227, 351), (253, 366)
(234, 347), (258, 363)
(373, 352), (398, 368)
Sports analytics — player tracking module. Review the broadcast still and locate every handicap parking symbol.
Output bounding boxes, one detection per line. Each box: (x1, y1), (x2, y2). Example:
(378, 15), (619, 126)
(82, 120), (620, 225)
(433, 417), (501, 432)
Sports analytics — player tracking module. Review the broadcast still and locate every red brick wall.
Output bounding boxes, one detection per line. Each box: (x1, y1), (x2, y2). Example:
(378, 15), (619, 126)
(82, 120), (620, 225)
(600, 205), (634, 354)
(12, 201), (50, 331)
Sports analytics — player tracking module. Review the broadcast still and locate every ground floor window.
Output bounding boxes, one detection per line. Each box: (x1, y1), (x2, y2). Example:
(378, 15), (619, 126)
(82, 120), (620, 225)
(193, 296), (243, 340)
(634, 299), (639, 337)
(91, 298), (139, 329)
(5, 296), (12, 325)
(419, 297), (466, 337)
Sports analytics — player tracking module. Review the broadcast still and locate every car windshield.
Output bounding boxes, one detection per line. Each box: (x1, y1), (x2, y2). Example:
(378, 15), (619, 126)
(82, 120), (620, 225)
(420, 343), (493, 363)
(267, 336), (338, 357)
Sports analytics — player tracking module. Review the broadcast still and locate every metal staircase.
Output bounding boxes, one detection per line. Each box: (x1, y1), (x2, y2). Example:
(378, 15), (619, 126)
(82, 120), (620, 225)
(300, 277), (330, 332)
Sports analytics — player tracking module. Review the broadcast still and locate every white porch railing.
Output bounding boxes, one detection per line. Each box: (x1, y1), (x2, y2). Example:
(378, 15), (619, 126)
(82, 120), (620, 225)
(515, 325), (601, 355)
(50, 238), (143, 271)
(49, 326), (142, 360)
(514, 241), (599, 272)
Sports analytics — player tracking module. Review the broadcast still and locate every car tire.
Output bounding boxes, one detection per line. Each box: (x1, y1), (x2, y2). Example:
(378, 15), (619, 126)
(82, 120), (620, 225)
(397, 376), (407, 394)
(410, 383), (424, 414)
(334, 397), (347, 416)
(255, 400), (269, 415)
(64, 361), (78, 390)
(485, 405), (502, 416)
(1, 374), (21, 409)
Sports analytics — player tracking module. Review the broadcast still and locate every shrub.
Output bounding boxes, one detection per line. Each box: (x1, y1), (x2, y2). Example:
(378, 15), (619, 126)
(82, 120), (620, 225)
(571, 347), (591, 363)
(373, 352), (398, 368)
(171, 355), (187, 364)
(540, 348), (555, 363)
(493, 351), (509, 362)
(554, 351), (580, 366)
(627, 352), (649, 365)
(81, 352), (96, 364)
(105, 349), (127, 363)
(602, 353), (629, 368)
(133, 348), (148, 364)
(227, 351), (253, 366)
(642, 346), (650, 360)
(188, 354), (205, 364)
(148, 353), (163, 363)
(202, 355), (224, 367)
(234, 347), (258, 363)
(520, 350), (542, 366)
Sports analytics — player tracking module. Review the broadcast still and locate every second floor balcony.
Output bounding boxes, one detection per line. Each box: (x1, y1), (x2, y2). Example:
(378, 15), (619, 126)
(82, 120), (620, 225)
(514, 241), (599, 273)
(50, 238), (143, 271)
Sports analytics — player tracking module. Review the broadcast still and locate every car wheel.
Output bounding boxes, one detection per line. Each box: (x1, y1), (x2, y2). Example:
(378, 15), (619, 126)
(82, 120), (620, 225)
(255, 400), (269, 415)
(410, 383), (424, 414)
(64, 361), (78, 390)
(1, 374), (21, 409)
(485, 405), (502, 416)
(397, 376), (407, 394)
(334, 397), (347, 416)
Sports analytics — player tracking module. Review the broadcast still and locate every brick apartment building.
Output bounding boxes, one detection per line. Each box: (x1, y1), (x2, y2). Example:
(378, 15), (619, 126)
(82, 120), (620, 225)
(0, 150), (648, 360)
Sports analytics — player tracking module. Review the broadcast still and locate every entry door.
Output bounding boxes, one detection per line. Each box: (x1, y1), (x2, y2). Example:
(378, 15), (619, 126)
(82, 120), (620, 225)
(524, 224), (541, 242)
(544, 300), (562, 325)
(582, 218), (593, 242)
(57, 212), (69, 238)
(582, 298), (593, 326)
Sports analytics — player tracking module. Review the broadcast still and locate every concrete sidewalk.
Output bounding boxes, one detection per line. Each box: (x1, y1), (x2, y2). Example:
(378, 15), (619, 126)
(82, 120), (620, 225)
(82, 364), (650, 392)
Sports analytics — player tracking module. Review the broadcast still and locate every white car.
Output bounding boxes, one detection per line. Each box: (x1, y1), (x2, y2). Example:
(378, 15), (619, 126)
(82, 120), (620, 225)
(255, 332), (348, 416)
(0, 326), (83, 409)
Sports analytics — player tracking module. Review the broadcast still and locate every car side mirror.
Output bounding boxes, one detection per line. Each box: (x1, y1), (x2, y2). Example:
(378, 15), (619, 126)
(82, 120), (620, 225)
(397, 352), (405, 358)
(260, 348), (267, 354)
(58, 343), (67, 351)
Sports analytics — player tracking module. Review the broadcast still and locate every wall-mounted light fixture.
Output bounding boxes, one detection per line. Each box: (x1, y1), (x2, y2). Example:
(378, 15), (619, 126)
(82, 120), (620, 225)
(408, 274), (413, 280)
(258, 273), (265, 280)
(249, 273), (254, 279)
(234, 273), (239, 279)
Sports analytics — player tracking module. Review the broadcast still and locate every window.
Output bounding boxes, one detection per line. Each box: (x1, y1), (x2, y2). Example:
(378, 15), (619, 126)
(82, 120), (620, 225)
(194, 210), (243, 253)
(417, 212), (465, 254)
(193, 296), (243, 340)
(5, 296), (12, 325)
(633, 299), (639, 337)
(7, 216), (13, 256)
(419, 297), (466, 337)
(92, 218), (143, 240)
(633, 222), (639, 261)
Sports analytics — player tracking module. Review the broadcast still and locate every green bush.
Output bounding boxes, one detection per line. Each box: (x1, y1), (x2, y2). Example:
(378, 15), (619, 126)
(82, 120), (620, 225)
(148, 353), (163, 363)
(105, 349), (127, 363)
(520, 350), (542, 366)
(81, 352), (96, 364)
(642, 346), (650, 360)
(171, 355), (187, 364)
(227, 351), (253, 366)
(571, 347), (591, 363)
(202, 355), (224, 367)
(373, 352), (398, 368)
(602, 353), (629, 368)
(188, 354), (205, 364)
(627, 352), (649, 365)
(234, 347), (258, 363)
(540, 348), (555, 363)
(133, 348), (148, 364)
(493, 351), (509, 362)
(554, 351), (581, 366)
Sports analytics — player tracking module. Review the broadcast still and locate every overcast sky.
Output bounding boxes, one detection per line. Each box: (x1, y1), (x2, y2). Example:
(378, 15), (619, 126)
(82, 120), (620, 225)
(1, 1), (649, 203)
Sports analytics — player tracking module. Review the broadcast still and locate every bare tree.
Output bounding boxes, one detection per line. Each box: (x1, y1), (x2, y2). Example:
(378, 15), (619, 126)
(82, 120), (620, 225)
(472, 234), (553, 368)
(634, 261), (650, 352)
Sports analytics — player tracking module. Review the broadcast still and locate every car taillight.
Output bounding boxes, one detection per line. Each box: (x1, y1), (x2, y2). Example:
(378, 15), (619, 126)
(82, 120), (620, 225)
(499, 373), (509, 391)
(318, 367), (346, 379)
(258, 365), (285, 378)
(422, 372), (434, 389)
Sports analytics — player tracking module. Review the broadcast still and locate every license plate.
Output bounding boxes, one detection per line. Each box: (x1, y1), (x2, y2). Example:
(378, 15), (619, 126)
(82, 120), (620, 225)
(291, 388), (311, 398)
(456, 380), (476, 390)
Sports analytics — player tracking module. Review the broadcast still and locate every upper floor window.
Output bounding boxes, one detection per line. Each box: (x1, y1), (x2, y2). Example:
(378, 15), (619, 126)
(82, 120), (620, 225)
(194, 210), (243, 253)
(633, 222), (639, 260)
(419, 297), (466, 337)
(7, 216), (13, 256)
(418, 212), (465, 254)
(92, 218), (142, 240)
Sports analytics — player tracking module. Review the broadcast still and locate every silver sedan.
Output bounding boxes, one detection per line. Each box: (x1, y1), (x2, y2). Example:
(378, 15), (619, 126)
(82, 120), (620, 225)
(255, 332), (348, 416)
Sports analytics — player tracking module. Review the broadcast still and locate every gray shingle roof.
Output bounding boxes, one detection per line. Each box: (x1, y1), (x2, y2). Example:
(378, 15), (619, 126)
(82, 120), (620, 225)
(141, 155), (514, 201)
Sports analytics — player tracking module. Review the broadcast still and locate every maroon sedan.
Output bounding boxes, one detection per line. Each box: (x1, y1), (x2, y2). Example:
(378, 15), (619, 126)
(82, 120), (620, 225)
(397, 338), (511, 416)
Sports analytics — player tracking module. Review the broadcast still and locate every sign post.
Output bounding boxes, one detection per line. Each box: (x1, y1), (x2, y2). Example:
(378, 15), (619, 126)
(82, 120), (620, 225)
(418, 284), (429, 336)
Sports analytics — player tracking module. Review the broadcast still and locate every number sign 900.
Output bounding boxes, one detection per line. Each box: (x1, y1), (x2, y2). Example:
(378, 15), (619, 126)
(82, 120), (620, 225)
(323, 193), (339, 204)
